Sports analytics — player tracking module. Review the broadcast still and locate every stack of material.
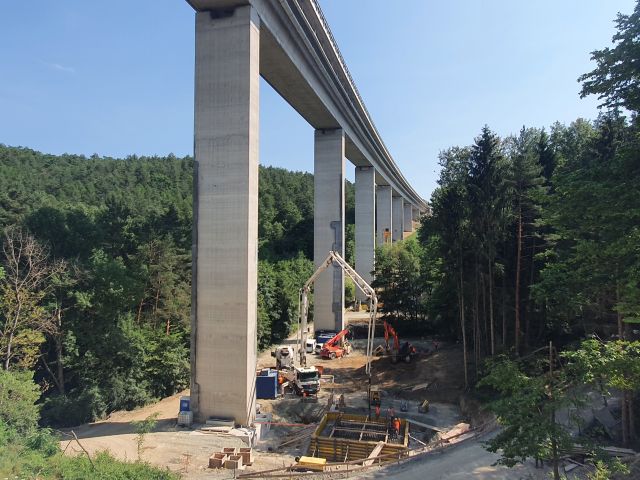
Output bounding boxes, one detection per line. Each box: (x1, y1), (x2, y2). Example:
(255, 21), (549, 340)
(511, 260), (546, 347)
(439, 423), (470, 443)
(277, 425), (316, 450)
(208, 447), (254, 470)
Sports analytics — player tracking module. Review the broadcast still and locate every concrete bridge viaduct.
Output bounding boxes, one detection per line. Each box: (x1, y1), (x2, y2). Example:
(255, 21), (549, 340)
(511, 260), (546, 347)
(185, 0), (428, 426)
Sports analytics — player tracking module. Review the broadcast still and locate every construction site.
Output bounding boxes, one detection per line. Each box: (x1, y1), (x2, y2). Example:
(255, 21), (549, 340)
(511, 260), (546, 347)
(62, 252), (486, 478)
(61, 251), (637, 479)
(64, 319), (482, 479)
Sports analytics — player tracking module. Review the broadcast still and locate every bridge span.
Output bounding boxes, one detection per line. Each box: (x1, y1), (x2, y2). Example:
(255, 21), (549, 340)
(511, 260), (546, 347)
(185, 0), (428, 425)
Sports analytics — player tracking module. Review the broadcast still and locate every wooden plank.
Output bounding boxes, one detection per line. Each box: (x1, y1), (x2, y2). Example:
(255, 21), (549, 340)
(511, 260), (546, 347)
(406, 419), (445, 433)
(363, 442), (385, 466)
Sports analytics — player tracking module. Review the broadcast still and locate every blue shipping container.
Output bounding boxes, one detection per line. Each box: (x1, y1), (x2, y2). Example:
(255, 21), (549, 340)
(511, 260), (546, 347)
(256, 370), (278, 399)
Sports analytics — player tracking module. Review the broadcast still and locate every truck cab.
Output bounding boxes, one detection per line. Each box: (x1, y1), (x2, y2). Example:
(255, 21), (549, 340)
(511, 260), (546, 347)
(293, 366), (320, 396)
(314, 330), (337, 355)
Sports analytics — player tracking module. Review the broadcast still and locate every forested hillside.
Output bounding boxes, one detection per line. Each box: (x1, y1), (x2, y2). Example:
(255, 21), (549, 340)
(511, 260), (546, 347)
(370, 5), (640, 473)
(0, 146), (356, 426)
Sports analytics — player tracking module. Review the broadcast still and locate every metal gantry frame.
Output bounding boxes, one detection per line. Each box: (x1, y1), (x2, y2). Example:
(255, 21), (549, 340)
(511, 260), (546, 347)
(298, 251), (378, 377)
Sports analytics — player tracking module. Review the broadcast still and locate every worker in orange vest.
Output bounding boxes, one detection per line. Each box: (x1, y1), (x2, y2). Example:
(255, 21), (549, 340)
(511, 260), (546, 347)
(393, 417), (401, 439)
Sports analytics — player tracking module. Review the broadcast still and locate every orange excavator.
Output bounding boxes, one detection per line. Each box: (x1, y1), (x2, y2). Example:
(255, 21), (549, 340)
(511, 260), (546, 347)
(320, 328), (352, 359)
(384, 321), (416, 364)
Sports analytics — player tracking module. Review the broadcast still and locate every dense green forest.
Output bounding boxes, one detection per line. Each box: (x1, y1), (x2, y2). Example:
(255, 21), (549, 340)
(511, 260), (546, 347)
(371, 5), (640, 476)
(0, 147), (358, 428)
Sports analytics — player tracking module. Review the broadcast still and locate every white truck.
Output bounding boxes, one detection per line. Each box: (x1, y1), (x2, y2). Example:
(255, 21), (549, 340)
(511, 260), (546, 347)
(305, 338), (316, 353)
(291, 366), (320, 396)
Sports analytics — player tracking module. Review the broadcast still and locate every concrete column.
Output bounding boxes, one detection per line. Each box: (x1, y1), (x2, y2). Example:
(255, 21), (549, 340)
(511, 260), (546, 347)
(403, 202), (413, 233)
(412, 206), (420, 222)
(392, 196), (404, 242)
(376, 185), (392, 246)
(314, 129), (345, 331)
(191, 6), (259, 427)
(355, 166), (375, 301)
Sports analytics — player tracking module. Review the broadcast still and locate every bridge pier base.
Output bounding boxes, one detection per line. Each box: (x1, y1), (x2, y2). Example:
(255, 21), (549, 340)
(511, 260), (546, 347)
(354, 166), (376, 302)
(191, 6), (259, 427)
(314, 129), (345, 332)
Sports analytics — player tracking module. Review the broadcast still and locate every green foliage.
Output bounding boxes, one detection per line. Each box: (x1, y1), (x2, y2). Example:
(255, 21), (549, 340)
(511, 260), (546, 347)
(133, 413), (159, 460)
(588, 459), (629, 480)
(0, 432), (177, 480)
(257, 255), (314, 349)
(479, 356), (576, 479)
(0, 369), (41, 434)
(564, 339), (640, 393)
(0, 144), (335, 425)
(373, 237), (425, 330)
(579, 2), (640, 113)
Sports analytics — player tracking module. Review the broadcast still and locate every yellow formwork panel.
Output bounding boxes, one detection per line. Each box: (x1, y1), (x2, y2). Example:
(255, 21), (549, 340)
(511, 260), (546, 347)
(308, 413), (409, 462)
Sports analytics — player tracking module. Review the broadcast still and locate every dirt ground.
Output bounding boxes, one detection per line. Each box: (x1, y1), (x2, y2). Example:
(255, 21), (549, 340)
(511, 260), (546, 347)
(62, 314), (470, 478)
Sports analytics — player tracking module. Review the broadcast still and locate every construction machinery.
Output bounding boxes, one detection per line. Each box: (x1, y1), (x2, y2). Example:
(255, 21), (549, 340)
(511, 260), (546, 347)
(291, 366), (321, 396)
(298, 251), (378, 379)
(314, 330), (337, 354)
(319, 328), (351, 359)
(273, 345), (294, 369)
(383, 321), (416, 364)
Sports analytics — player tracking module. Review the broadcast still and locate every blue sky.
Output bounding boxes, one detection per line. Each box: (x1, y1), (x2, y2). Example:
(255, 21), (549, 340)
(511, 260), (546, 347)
(0, 1), (634, 199)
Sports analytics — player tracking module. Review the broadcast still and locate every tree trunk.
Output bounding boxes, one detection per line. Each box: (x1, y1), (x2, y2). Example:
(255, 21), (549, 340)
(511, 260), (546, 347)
(166, 318), (171, 336)
(459, 261), (468, 389)
(622, 390), (630, 447)
(473, 261), (480, 375)
(549, 341), (560, 480)
(55, 307), (65, 393)
(3, 330), (14, 370)
(55, 335), (65, 394)
(481, 272), (488, 353)
(629, 393), (636, 442)
(515, 206), (522, 355)
(488, 259), (495, 356)
(154, 288), (161, 317)
(4, 298), (23, 370)
(525, 238), (536, 350)
(616, 280), (624, 340)
(136, 297), (145, 324)
(502, 281), (506, 348)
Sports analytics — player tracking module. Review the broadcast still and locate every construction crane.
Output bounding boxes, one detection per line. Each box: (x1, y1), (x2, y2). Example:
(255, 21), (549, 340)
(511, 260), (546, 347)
(383, 320), (416, 364)
(320, 328), (351, 359)
(298, 251), (378, 378)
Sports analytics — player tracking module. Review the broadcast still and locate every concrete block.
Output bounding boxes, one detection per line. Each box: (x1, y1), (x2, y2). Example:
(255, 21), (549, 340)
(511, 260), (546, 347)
(209, 453), (227, 469)
(224, 454), (244, 470)
(239, 447), (254, 465)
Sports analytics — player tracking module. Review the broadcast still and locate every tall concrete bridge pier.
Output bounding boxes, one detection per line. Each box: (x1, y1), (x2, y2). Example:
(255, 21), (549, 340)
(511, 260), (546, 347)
(186, 0), (427, 426)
